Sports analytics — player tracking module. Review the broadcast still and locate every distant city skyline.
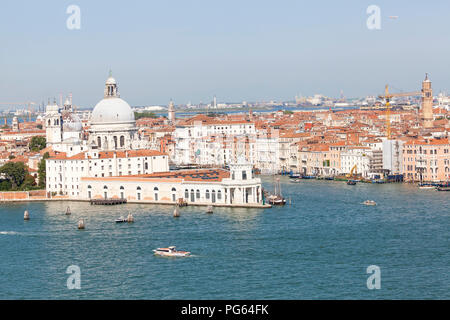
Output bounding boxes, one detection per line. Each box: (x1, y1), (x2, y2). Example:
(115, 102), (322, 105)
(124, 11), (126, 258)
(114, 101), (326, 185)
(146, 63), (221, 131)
(1, 0), (450, 108)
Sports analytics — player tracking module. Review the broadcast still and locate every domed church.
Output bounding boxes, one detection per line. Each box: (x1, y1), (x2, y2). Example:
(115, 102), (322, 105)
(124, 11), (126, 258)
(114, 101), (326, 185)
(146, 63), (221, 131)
(88, 74), (148, 151)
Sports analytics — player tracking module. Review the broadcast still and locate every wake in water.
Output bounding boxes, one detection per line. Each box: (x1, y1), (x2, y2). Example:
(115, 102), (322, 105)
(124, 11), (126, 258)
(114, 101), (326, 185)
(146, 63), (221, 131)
(0, 231), (19, 235)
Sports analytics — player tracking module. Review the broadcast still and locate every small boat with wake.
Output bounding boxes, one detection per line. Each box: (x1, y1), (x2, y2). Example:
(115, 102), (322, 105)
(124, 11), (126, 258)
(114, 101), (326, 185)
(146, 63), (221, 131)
(153, 246), (191, 257)
(362, 200), (377, 206)
(347, 180), (357, 185)
(115, 216), (128, 223)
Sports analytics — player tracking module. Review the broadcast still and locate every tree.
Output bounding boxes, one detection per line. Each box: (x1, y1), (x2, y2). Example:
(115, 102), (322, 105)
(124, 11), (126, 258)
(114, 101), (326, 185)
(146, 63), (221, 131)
(38, 152), (50, 189)
(29, 136), (46, 152)
(21, 174), (37, 190)
(0, 162), (27, 190)
(37, 124), (43, 129)
(134, 111), (157, 120)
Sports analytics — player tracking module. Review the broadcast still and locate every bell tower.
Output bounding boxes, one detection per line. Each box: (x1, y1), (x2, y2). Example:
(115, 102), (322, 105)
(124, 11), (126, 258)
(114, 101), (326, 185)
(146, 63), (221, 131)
(45, 99), (63, 145)
(421, 73), (433, 129)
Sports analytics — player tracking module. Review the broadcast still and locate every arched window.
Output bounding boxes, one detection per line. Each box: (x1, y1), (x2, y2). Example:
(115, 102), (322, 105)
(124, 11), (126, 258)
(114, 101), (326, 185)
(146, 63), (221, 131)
(171, 187), (176, 192)
(88, 185), (92, 189)
(190, 189), (195, 202)
(103, 185), (108, 189)
(120, 186), (125, 199)
(48, 119), (51, 126)
(120, 136), (125, 147)
(196, 189), (200, 199)
(171, 187), (176, 202)
(97, 136), (102, 148)
(185, 189), (189, 199)
(120, 186), (124, 190)
(205, 190), (210, 199)
(154, 187), (159, 201)
(136, 186), (141, 200)
(114, 136), (118, 149)
(145, 162), (148, 170)
(217, 190), (222, 200)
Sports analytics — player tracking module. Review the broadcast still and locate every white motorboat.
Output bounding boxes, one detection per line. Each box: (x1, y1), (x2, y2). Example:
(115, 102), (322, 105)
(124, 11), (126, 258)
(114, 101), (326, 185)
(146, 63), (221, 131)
(115, 216), (127, 223)
(363, 200), (377, 206)
(153, 246), (191, 257)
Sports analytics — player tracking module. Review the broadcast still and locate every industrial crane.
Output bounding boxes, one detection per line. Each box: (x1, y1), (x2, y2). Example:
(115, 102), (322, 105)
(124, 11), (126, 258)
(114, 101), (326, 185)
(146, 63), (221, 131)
(0, 101), (37, 121)
(378, 85), (420, 139)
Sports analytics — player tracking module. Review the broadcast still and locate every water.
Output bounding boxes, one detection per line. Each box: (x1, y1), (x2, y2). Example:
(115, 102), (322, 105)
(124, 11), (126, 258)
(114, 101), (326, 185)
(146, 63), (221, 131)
(0, 177), (448, 299)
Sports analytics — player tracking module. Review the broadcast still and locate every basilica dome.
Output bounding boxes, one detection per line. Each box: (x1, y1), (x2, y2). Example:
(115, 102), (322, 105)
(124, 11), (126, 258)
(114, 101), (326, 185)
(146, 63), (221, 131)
(90, 75), (136, 127)
(91, 97), (135, 125)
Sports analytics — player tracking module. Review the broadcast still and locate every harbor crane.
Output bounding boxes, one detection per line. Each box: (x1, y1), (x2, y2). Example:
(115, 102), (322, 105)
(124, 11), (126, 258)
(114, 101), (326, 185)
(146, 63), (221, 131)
(378, 85), (420, 139)
(0, 101), (38, 121)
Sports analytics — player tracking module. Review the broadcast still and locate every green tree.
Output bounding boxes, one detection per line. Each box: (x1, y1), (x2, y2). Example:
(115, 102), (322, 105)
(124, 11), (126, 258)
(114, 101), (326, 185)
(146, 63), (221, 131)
(134, 111), (157, 120)
(38, 152), (50, 189)
(29, 136), (46, 152)
(36, 124), (43, 129)
(0, 162), (27, 190)
(21, 174), (37, 190)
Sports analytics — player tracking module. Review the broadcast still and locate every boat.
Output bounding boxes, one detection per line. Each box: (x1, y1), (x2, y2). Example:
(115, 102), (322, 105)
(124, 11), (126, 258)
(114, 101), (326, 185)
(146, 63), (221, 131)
(153, 246), (191, 257)
(267, 194), (287, 205)
(418, 183), (436, 190)
(289, 173), (301, 179)
(363, 200), (377, 206)
(115, 216), (128, 223)
(347, 180), (357, 185)
(268, 177), (286, 205)
(65, 206), (71, 215)
(290, 178), (302, 183)
(302, 175), (316, 179)
(436, 182), (450, 191)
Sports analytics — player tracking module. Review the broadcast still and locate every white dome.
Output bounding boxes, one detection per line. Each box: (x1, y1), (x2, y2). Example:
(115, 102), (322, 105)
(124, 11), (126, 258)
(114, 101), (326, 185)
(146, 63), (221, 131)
(91, 97), (135, 125)
(62, 112), (82, 132)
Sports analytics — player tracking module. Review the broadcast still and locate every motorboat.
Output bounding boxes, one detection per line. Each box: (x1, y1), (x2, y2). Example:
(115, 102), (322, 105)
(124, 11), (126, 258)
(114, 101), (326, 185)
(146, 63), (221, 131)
(289, 173), (301, 179)
(363, 200), (377, 206)
(347, 180), (357, 185)
(153, 246), (191, 257)
(115, 216), (128, 223)
(418, 183), (436, 190)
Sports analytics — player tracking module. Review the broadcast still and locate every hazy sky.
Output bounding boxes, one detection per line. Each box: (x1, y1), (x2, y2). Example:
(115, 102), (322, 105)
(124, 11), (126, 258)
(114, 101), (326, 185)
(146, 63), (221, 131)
(1, 0), (449, 108)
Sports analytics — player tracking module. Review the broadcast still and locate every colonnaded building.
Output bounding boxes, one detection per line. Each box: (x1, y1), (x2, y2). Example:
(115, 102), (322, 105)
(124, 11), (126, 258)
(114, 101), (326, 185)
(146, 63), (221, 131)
(45, 75), (265, 207)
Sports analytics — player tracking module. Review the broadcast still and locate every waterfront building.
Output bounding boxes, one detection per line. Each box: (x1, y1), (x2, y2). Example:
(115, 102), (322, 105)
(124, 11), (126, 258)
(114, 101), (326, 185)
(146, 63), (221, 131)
(80, 157), (263, 206)
(402, 138), (450, 182)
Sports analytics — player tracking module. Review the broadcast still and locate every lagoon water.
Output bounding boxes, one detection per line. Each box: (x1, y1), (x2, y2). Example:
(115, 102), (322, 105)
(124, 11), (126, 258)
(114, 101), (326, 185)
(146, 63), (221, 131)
(0, 177), (449, 299)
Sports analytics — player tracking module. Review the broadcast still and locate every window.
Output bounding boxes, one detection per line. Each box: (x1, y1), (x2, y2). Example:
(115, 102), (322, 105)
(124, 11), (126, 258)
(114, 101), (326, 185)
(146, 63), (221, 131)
(217, 190), (222, 200)
(205, 190), (210, 199)
(196, 189), (200, 199)
(120, 136), (125, 147)
(185, 189), (189, 199)
(242, 170), (247, 180)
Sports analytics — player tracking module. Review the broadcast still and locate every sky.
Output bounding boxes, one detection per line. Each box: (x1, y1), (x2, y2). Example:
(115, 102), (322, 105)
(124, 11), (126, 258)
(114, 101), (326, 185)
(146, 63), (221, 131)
(1, 0), (450, 109)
